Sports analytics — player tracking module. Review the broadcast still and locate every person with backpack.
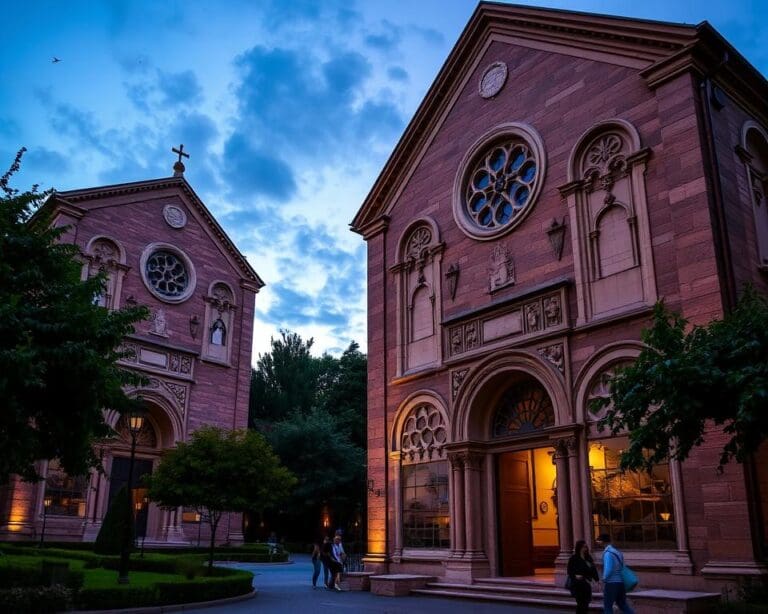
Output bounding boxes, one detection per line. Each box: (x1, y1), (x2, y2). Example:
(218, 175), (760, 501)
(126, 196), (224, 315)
(596, 533), (635, 614)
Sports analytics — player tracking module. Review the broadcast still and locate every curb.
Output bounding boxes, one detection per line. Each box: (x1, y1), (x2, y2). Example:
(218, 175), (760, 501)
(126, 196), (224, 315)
(69, 587), (258, 614)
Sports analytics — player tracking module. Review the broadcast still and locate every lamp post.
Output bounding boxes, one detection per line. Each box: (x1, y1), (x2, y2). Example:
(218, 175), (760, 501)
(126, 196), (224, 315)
(39, 495), (52, 548)
(118, 408), (145, 584)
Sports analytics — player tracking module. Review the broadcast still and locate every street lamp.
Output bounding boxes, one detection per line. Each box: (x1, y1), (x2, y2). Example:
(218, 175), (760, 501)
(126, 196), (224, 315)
(39, 495), (53, 548)
(118, 408), (145, 584)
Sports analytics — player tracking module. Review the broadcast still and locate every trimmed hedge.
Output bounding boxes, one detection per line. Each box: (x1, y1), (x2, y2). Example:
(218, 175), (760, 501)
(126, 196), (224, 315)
(0, 585), (71, 613)
(0, 558), (84, 591)
(75, 568), (253, 610)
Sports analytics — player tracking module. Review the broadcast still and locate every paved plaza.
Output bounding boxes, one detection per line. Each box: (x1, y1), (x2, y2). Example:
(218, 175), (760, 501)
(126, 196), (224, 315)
(183, 555), (570, 614)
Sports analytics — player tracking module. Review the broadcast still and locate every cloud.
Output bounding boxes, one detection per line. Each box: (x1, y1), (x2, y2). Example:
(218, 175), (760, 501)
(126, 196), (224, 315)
(387, 66), (409, 82)
(364, 21), (403, 51)
(157, 69), (203, 106)
(231, 44), (404, 164)
(221, 133), (296, 201)
(23, 147), (70, 174)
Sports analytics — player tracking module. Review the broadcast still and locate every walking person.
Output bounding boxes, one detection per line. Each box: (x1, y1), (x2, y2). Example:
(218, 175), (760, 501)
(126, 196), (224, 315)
(311, 539), (322, 588)
(597, 533), (635, 614)
(328, 533), (346, 591)
(567, 540), (599, 614)
(320, 535), (332, 588)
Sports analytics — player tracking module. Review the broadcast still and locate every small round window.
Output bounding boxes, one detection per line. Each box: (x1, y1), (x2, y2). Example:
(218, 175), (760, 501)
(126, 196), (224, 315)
(140, 243), (196, 303)
(453, 123), (546, 240)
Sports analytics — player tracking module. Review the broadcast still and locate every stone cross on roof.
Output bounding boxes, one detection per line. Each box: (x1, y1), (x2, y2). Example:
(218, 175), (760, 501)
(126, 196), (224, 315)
(172, 144), (190, 177)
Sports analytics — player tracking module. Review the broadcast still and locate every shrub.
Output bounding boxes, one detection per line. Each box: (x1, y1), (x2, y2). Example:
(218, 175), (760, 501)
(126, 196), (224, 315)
(94, 485), (133, 555)
(0, 585), (71, 613)
(155, 570), (253, 605)
(76, 586), (156, 610)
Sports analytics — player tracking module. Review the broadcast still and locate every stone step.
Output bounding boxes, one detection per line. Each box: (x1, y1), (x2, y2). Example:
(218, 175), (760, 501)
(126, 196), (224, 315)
(411, 587), (602, 610)
(426, 581), (589, 597)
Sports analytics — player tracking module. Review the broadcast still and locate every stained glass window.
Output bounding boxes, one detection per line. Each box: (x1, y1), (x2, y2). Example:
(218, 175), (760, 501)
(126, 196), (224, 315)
(491, 381), (555, 438)
(145, 250), (188, 298)
(464, 140), (539, 233)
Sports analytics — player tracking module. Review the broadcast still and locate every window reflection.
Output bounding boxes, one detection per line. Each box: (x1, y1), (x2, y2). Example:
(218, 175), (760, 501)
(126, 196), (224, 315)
(402, 461), (450, 549)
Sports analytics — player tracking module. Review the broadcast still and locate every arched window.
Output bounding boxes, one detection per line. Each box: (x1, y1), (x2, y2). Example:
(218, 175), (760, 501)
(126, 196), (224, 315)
(391, 221), (444, 375)
(740, 122), (768, 269)
(585, 364), (677, 550)
(84, 237), (127, 310)
(561, 120), (656, 324)
(396, 403), (450, 549)
(491, 379), (555, 438)
(202, 282), (236, 364)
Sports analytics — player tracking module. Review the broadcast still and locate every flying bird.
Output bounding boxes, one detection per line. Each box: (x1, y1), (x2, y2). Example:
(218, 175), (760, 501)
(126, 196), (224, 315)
(52, 57), (61, 63)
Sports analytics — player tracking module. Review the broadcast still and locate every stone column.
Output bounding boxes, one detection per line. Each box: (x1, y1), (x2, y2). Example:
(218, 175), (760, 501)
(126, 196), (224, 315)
(448, 452), (465, 557)
(462, 452), (485, 558)
(390, 451), (403, 561)
(566, 436), (584, 544)
(553, 439), (573, 556)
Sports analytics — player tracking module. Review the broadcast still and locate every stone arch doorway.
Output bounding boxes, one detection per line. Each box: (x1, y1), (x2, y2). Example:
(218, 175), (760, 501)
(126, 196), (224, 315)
(490, 375), (559, 577)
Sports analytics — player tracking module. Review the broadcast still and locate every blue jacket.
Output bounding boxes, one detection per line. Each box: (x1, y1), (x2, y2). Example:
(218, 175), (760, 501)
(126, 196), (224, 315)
(602, 544), (624, 583)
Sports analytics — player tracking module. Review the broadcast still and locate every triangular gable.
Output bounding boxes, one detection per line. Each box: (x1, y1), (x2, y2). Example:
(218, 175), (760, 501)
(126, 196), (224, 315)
(350, 1), (767, 237)
(43, 176), (264, 291)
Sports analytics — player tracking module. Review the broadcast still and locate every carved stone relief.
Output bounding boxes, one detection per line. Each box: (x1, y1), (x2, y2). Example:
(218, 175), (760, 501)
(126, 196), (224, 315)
(525, 302), (541, 332)
(538, 343), (564, 374)
(163, 204), (187, 229)
(543, 295), (562, 327)
(586, 361), (632, 422)
(464, 322), (479, 350)
(489, 243), (515, 292)
(451, 368), (469, 400)
(150, 309), (169, 337)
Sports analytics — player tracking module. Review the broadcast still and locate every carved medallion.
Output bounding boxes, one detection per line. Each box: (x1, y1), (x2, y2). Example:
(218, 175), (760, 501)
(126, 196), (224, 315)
(479, 61), (508, 99)
(163, 204), (187, 229)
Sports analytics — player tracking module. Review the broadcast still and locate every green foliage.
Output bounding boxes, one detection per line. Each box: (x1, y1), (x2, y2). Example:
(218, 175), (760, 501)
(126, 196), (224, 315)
(0, 149), (149, 481)
(146, 426), (296, 567)
(94, 486), (133, 555)
(0, 585), (71, 613)
(594, 288), (768, 471)
(267, 407), (365, 509)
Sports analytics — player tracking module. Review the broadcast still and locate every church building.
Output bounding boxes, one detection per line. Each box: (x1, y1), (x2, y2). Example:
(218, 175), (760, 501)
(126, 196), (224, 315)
(352, 3), (768, 593)
(0, 153), (263, 544)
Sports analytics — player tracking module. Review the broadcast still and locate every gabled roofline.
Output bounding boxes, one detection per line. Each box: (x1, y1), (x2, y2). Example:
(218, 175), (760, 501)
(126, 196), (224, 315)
(350, 2), (767, 237)
(42, 176), (265, 290)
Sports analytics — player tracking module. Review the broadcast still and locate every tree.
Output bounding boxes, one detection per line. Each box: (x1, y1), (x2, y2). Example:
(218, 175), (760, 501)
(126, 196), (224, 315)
(249, 331), (319, 424)
(0, 149), (148, 482)
(317, 341), (367, 447)
(94, 486), (133, 555)
(146, 426), (296, 568)
(594, 288), (768, 471)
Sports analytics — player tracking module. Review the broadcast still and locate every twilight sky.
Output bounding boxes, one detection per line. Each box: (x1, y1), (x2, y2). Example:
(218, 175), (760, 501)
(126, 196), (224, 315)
(2, 0), (766, 361)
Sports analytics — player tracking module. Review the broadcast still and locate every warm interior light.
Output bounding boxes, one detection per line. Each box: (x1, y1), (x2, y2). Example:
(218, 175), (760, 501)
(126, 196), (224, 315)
(660, 512), (671, 521)
(43, 496), (53, 508)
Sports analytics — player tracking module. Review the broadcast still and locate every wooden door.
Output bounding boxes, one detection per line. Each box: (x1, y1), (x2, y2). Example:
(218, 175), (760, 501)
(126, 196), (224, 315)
(497, 451), (534, 576)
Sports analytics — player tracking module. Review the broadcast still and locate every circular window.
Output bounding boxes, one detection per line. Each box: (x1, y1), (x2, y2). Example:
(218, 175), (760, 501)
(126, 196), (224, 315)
(140, 243), (196, 303)
(453, 123), (546, 240)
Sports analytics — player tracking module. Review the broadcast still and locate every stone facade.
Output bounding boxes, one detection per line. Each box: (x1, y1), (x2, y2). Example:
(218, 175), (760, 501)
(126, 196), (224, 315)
(0, 173), (263, 545)
(352, 3), (768, 593)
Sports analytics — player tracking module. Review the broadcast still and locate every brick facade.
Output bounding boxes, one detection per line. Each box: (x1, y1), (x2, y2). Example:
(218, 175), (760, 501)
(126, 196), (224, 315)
(0, 173), (263, 545)
(353, 3), (768, 591)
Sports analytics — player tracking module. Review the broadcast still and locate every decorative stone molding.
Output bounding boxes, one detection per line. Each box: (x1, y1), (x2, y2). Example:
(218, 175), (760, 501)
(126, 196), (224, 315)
(546, 217), (567, 260)
(445, 284), (568, 360)
(445, 263), (460, 300)
(202, 281), (237, 365)
(739, 121), (768, 268)
(478, 61), (508, 99)
(82, 236), (129, 310)
(149, 308), (169, 337)
(119, 338), (195, 382)
(399, 403), (448, 463)
(451, 368), (469, 401)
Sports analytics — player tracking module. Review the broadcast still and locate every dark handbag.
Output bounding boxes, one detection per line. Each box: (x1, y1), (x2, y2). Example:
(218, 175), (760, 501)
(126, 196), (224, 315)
(564, 575), (575, 596)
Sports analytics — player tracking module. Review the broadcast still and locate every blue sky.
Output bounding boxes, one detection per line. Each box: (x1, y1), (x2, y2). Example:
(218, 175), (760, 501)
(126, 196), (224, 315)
(2, 0), (766, 360)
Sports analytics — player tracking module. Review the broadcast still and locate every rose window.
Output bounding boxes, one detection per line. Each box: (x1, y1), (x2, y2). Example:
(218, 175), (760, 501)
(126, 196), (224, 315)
(145, 250), (189, 298)
(465, 141), (538, 231)
(401, 404), (447, 462)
